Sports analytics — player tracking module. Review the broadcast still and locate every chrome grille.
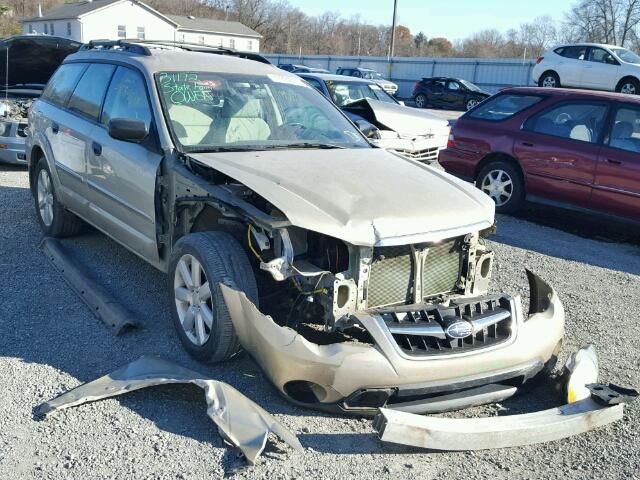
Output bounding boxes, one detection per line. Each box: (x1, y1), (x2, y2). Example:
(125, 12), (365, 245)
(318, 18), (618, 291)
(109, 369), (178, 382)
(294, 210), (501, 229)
(392, 146), (439, 162)
(380, 296), (513, 357)
(367, 245), (413, 308)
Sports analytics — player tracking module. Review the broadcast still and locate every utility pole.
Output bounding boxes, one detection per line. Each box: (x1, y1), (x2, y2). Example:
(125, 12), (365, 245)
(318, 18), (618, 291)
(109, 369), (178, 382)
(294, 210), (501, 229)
(389, 0), (398, 58)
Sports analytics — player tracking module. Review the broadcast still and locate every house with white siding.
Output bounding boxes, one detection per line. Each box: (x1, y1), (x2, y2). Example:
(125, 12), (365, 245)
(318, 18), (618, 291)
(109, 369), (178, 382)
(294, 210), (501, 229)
(21, 0), (261, 52)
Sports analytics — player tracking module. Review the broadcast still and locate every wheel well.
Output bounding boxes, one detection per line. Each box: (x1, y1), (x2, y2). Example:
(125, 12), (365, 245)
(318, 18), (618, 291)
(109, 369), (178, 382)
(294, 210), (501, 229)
(28, 145), (44, 193)
(474, 153), (525, 185)
(539, 70), (559, 82)
(616, 76), (639, 90)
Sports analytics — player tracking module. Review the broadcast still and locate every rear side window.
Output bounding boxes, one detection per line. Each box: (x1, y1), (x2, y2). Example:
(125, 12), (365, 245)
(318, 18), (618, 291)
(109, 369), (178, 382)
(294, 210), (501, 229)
(468, 94), (542, 121)
(101, 67), (152, 129)
(42, 63), (86, 106)
(558, 45), (587, 60)
(525, 102), (609, 144)
(67, 64), (116, 121)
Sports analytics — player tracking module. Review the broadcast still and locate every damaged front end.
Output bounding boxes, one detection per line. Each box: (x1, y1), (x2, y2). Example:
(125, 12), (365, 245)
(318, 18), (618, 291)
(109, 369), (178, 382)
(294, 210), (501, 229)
(173, 151), (562, 416)
(341, 98), (450, 164)
(0, 98), (31, 165)
(220, 268), (564, 415)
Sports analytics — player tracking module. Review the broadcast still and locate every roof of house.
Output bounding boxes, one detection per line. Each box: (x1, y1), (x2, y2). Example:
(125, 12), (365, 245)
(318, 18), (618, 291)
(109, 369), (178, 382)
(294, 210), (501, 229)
(22, 0), (262, 38)
(23, 0), (122, 22)
(168, 15), (261, 38)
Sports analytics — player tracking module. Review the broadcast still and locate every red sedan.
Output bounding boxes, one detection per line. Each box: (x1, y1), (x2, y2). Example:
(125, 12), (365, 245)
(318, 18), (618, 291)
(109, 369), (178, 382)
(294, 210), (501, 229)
(439, 87), (640, 221)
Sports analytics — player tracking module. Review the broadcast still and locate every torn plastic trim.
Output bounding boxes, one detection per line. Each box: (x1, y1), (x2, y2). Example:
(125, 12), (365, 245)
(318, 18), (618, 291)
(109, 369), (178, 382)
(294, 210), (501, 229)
(34, 356), (303, 465)
(526, 268), (554, 315)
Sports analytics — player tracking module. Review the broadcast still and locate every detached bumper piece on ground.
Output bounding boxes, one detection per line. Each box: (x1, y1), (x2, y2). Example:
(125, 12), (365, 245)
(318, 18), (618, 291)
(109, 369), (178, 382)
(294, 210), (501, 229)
(40, 237), (139, 335)
(373, 345), (637, 451)
(34, 356), (303, 465)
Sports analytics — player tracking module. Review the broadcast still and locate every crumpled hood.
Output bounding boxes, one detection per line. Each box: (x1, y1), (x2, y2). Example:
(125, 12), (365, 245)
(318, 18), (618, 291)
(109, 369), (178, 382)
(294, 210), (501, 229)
(344, 98), (450, 138)
(190, 148), (494, 246)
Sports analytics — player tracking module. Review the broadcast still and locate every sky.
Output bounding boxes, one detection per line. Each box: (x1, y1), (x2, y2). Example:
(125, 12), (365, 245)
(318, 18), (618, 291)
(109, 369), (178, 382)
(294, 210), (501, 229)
(288, 0), (575, 41)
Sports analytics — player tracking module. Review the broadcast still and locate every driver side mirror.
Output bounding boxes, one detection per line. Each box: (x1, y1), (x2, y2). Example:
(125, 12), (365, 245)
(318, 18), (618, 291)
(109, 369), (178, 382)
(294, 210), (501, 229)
(108, 118), (149, 143)
(354, 119), (381, 139)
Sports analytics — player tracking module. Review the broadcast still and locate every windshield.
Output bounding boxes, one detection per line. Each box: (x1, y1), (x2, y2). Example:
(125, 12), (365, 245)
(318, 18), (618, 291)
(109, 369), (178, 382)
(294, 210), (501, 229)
(459, 79), (483, 92)
(156, 71), (369, 152)
(325, 80), (397, 107)
(611, 47), (640, 64)
(361, 71), (384, 80)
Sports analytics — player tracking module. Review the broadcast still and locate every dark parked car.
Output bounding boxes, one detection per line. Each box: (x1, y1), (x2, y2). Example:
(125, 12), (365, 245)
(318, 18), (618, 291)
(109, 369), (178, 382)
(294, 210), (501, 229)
(413, 77), (491, 111)
(439, 87), (640, 221)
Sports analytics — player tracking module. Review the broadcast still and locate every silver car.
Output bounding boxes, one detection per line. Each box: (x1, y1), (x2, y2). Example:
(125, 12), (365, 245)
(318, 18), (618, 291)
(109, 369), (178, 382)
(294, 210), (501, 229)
(27, 41), (564, 415)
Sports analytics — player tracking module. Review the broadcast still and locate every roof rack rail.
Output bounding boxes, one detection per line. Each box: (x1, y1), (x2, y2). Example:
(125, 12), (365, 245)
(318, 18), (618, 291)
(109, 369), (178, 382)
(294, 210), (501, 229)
(131, 39), (272, 64)
(80, 40), (151, 56)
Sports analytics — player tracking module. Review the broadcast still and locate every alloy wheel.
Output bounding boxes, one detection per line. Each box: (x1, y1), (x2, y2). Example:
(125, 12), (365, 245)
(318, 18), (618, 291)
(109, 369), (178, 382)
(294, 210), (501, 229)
(481, 169), (514, 207)
(466, 98), (479, 110)
(37, 169), (54, 227)
(620, 82), (637, 95)
(415, 95), (426, 108)
(174, 254), (214, 346)
(542, 76), (557, 88)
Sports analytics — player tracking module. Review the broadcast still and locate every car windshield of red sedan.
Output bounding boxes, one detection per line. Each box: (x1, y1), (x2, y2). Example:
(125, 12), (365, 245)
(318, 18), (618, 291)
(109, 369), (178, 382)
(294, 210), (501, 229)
(468, 93), (543, 121)
(611, 47), (640, 64)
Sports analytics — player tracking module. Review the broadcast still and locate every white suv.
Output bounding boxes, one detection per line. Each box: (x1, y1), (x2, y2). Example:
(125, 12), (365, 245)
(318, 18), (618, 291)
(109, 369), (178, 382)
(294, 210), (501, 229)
(533, 43), (640, 94)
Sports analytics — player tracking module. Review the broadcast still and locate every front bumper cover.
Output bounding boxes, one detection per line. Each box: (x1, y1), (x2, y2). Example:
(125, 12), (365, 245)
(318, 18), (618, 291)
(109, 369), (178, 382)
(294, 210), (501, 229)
(220, 270), (565, 415)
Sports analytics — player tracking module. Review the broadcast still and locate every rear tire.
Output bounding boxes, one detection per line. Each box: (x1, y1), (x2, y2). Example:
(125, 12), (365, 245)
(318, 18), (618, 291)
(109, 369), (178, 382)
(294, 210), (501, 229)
(168, 231), (258, 364)
(466, 98), (480, 111)
(476, 161), (525, 214)
(538, 71), (560, 88)
(33, 157), (84, 237)
(616, 77), (640, 95)
(414, 93), (428, 109)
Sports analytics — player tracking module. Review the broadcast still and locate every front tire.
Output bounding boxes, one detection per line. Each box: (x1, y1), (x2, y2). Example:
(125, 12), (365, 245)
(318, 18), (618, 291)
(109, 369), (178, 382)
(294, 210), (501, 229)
(33, 157), (83, 237)
(538, 71), (560, 88)
(616, 77), (640, 95)
(414, 93), (428, 109)
(476, 161), (525, 214)
(168, 231), (258, 364)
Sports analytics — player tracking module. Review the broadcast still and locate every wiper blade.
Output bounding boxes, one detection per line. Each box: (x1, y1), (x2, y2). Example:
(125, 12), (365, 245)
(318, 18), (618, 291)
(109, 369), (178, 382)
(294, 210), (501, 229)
(184, 146), (258, 153)
(270, 142), (346, 150)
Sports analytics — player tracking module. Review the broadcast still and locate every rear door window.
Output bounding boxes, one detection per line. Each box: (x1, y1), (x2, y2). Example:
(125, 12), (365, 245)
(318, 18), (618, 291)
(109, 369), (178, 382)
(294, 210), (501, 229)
(101, 66), (152, 129)
(525, 102), (609, 144)
(67, 63), (116, 121)
(607, 106), (640, 153)
(41, 63), (86, 107)
(468, 93), (543, 121)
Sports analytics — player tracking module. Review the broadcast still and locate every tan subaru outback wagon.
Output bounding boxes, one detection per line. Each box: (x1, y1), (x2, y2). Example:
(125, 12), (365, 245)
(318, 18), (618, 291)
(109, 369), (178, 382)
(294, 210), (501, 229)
(27, 41), (564, 415)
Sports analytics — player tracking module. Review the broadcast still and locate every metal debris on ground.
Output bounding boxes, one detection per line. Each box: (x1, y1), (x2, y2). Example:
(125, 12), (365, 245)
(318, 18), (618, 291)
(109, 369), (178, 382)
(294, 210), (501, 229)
(34, 356), (303, 465)
(373, 345), (636, 451)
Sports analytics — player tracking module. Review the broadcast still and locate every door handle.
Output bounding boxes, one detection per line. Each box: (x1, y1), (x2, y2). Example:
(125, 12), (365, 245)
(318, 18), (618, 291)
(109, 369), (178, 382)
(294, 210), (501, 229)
(51, 123), (59, 134)
(605, 158), (622, 165)
(92, 142), (102, 156)
(521, 142), (534, 147)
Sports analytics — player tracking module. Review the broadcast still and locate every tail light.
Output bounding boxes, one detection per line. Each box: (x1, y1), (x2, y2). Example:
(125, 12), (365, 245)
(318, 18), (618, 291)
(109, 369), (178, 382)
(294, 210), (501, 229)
(536, 56), (544, 64)
(447, 133), (455, 149)
(413, 81), (421, 91)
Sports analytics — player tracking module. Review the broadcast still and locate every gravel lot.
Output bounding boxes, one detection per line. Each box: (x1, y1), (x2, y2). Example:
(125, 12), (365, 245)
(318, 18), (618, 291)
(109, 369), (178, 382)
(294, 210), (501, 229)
(1, 164), (639, 480)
